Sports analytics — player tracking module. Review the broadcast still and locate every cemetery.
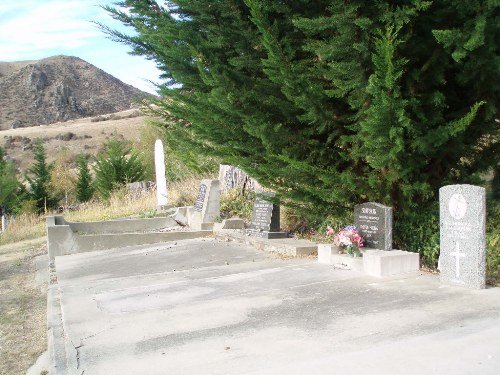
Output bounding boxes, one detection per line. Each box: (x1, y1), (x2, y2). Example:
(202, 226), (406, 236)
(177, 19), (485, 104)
(39, 171), (499, 374)
(1, 2), (497, 374)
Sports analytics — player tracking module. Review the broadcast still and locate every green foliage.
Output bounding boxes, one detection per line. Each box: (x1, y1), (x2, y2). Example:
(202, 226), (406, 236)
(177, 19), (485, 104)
(393, 206), (440, 267)
(0, 147), (25, 215)
(75, 154), (94, 203)
(486, 201), (500, 285)
(220, 188), (255, 223)
(103, 1), (499, 239)
(93, 138), (146, 199)
(25, 139), (60, 213)
(135, 121), (218, 183)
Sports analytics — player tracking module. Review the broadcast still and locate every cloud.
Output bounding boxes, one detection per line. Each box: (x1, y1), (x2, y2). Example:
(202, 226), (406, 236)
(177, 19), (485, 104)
(0, 0), (162, 93)
(0, 0), (112, 60)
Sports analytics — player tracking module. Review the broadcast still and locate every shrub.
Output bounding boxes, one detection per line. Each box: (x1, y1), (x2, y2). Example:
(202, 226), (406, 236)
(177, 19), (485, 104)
(486, 201), (500, 285)
(220, 188), (255, 223)
(93, 138), (145, 199)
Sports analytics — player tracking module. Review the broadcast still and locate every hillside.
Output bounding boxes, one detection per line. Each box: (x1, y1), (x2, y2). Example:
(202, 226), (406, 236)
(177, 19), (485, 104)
(0, 55), (148, 130)
(0, 109), (146, 174)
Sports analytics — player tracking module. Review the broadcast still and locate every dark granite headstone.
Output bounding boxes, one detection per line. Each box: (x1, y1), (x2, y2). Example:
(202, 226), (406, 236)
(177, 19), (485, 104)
(354, 202), (392, 250)
(194, 184), (207, 212)
(246, 193), (287, 239)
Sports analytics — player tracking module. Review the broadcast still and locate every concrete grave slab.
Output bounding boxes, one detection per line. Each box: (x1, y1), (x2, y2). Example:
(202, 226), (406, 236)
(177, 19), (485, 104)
(48, 237), (500, 375)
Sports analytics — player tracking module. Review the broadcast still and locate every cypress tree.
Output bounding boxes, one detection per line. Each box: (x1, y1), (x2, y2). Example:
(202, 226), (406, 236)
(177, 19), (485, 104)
(25, 139), (60, 213)
(100, 0), (499, 220)
(75, 154), (94, 203)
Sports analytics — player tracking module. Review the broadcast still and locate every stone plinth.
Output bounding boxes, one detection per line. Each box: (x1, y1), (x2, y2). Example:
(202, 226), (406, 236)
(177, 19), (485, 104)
(317, 244), (340, 264)
(363, 250), (419, 277)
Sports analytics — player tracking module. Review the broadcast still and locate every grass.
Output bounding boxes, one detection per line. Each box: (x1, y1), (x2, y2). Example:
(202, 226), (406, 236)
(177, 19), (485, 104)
(0, 238), (47, 375)
(0, 177), (201, 247)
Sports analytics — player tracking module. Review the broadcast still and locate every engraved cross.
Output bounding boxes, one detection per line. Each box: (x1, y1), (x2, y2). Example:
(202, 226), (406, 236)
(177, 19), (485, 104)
(450, 242), (466, 278)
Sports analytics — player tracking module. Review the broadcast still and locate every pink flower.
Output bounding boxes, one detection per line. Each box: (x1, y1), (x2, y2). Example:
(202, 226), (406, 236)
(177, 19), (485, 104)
(326, 225), (335, 236)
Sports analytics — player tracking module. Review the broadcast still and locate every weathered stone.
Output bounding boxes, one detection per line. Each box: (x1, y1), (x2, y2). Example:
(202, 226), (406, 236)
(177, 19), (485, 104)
(354, 202), (392, 250)
(439, 184), (486, 289)
(154, 139), (168, 208)
(188, 180), (220, 230)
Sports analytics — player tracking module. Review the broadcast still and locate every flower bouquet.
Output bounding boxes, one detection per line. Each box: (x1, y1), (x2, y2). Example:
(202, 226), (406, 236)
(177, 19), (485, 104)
(326, 225), (364, 257)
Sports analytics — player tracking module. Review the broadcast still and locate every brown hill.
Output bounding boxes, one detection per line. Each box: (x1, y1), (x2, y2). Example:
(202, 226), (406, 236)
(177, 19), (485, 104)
(0, 109), (147, 174)
(0, 55), (148, 131)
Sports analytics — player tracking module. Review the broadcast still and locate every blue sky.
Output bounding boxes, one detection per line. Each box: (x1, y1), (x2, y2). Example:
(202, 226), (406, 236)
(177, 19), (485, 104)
(0, 0), (162, 94)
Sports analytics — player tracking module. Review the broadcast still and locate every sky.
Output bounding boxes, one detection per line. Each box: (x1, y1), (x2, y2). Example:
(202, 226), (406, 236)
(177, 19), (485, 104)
(0, 0), (162, 94)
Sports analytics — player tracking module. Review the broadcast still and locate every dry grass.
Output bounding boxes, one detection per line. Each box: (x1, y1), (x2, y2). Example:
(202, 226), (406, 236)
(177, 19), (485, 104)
(0, 109), (146, 173)
(0, 177), (203, 246)
(0, 237), (47, 375)
(0, 214), (45, 246)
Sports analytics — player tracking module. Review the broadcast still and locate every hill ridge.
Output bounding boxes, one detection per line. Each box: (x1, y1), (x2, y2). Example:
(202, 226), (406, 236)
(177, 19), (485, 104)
(0, 55), (148, 130)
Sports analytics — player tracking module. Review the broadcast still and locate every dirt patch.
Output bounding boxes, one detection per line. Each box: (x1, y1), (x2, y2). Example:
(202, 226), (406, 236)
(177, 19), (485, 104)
(0, 237), (47, 375)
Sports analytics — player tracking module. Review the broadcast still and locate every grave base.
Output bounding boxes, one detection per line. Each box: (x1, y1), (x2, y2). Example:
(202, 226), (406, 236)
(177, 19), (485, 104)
(363, 249), (419, 277)
(246, 229), (288, 239)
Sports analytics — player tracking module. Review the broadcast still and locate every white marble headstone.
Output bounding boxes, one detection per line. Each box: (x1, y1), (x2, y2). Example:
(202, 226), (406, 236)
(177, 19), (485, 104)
(439, 184), (486, 289)
(154, 139), (168, 207)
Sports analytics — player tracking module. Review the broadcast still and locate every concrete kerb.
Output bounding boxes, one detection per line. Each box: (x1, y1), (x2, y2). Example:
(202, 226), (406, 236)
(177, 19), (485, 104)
(46, 215), (212, 260)
(214, 229), (318, 257)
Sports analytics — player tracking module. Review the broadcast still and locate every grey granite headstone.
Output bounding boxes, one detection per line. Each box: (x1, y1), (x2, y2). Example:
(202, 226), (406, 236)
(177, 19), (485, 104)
(246, 193), (287, 239)
(439, 184), (486, 289)
(354, 202), (392, 250)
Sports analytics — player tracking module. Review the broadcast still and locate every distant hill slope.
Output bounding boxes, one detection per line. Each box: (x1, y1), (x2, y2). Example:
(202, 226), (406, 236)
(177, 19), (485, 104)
(0, 55), (148, 130)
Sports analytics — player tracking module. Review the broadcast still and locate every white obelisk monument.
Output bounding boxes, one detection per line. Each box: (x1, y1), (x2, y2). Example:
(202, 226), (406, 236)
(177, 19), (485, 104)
(154, 139), (168, 209)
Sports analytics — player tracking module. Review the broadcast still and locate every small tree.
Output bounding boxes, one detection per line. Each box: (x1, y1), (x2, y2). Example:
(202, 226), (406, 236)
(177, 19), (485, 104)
(25, 139), (60, 213)
(93, 139), (145, 199)
(0, 147), (24, 215)
(75, 154), (94, 203)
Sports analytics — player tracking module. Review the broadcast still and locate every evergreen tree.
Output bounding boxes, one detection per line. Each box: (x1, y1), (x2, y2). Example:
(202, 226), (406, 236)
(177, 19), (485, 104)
(101, 0), (499, 220)
(0, 147), (24, 215)
(93, 139), (145, 199)
(25, 139), (60, 213)
(75, 154), (94, 203)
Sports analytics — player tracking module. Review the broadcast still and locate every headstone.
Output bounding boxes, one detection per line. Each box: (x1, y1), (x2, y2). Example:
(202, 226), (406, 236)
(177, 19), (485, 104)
(218, 164), (262, 193)
(246, 192), (287, 239)
(354, 202), (392, 250)
(188, 179), (220, 230)
(439, 184), (486, 289)
(154, 139), (168, 208)
(1, 214), (6, 232)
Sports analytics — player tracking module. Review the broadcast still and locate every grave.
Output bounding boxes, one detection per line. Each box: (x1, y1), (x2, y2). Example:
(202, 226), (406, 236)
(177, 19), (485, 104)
(187, 179), (220, 230)
(354, 202), (392, 250)
(154, 139), (168, 209)
(246, 192), (287, 239)
(320, 201), (419, 277)
(439, 184), (486, 289)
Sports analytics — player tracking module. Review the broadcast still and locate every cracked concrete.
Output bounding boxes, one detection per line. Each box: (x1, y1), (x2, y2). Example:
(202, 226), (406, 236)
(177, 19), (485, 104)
(49, 237), (500, 374)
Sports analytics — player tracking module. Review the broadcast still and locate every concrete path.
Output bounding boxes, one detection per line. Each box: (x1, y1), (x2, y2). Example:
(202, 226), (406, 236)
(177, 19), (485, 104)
(50, 238), (500, 374)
